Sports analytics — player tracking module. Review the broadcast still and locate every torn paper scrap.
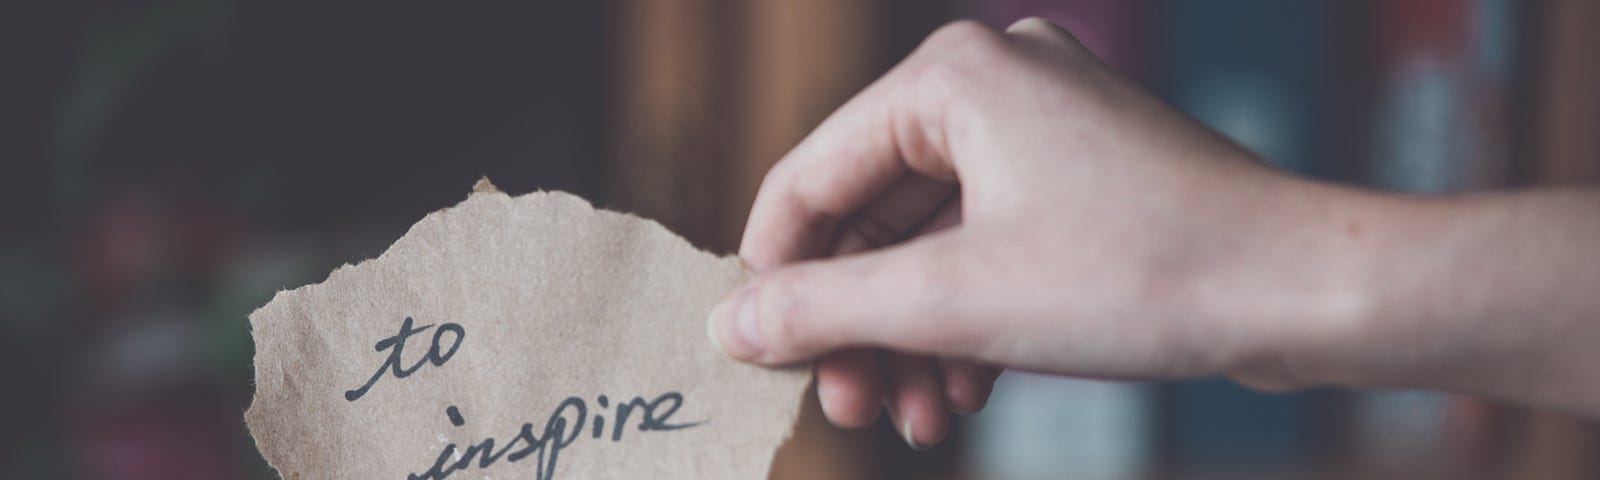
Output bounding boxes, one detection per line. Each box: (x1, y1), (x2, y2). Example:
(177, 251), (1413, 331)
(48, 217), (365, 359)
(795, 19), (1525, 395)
(245, 181), (811, 479)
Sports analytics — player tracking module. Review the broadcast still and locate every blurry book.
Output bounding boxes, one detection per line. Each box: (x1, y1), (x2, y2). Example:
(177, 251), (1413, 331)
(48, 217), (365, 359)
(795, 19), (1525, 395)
(1366, 0), (1515, 192)
(1160, 0), (1328, 175)
(969, 373), (1154, 480)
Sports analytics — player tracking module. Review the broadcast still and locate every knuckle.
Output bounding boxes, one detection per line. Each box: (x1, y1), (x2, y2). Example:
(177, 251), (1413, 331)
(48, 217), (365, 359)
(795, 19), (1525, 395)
(924, 20), (1008, 64)
(1006, 16), (1082, 50)
(765, 182), (816, 223)
(1005, 16), (1056, 33)
(756, 162), (805, 212)
(899, 20), (1014, 102)
(927, 19), (999, 48)
(894, 55), (975, 115)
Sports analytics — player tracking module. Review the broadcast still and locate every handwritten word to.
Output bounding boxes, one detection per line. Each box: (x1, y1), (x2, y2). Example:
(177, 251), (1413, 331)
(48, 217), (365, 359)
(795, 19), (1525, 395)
(409, 392), (703, 480)
(344, 317), (465, 401)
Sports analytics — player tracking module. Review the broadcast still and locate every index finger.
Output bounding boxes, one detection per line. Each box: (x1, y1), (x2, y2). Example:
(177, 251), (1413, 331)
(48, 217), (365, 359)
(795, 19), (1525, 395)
(737, 21), (995, 269)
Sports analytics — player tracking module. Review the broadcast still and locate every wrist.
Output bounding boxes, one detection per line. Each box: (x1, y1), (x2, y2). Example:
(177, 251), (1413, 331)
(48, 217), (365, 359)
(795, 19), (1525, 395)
(1207, 180), (1400, 391)
(1225, 186), (1600, 411)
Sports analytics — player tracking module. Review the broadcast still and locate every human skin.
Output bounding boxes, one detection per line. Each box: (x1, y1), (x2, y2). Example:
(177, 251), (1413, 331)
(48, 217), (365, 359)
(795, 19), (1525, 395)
(705, 17), (1600, 449)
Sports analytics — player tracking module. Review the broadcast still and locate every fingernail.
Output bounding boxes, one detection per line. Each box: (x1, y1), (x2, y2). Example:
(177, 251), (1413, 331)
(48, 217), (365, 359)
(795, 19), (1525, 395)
(902, 418), (929, 451)
(707, 289), (764, 359)
(815, 379), (841, 422)
(706, 303), (727, 354)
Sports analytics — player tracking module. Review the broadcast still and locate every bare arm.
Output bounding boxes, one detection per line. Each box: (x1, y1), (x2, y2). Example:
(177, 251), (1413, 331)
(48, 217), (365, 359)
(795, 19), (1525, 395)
(1262, 187), (1600, 414)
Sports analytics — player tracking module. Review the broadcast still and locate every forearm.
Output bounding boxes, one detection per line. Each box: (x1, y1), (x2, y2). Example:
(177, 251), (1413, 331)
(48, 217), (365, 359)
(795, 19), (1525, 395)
(1265, 185), (1600, 414)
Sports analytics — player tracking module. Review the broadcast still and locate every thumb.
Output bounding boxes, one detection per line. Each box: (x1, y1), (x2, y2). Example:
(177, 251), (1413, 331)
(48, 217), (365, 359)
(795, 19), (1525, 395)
(707, 233), (983, 365)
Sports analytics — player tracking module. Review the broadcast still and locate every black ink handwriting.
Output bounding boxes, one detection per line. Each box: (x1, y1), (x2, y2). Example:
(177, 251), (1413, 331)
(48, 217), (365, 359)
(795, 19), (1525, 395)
(344, 316), (464, 402)
(409, 392), (703, 480)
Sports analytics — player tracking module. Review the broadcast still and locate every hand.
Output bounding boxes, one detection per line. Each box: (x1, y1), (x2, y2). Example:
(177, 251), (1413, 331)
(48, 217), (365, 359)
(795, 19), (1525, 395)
(707, 17), (1600, 447)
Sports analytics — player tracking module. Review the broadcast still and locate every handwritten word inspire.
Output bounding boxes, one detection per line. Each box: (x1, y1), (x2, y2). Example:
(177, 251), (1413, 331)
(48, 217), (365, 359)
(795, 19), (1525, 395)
(410, 393), (702, 480)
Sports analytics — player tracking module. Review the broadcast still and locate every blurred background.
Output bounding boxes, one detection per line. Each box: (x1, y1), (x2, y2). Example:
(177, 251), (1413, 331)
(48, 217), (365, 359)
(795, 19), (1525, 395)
(3, 0), (1599, 479)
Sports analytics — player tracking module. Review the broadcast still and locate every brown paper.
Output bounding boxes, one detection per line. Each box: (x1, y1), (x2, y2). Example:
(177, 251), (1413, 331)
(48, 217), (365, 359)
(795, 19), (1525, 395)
(245, 180), (811, 479)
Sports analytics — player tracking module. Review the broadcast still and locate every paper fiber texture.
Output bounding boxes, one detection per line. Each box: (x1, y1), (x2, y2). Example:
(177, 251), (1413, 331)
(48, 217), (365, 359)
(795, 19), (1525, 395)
(246, 180), (810, 479)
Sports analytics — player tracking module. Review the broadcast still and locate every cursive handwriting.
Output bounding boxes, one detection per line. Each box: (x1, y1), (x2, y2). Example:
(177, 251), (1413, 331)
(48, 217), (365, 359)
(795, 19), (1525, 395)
(409, 392), (703, 480)
(344, 316), (465, 401)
